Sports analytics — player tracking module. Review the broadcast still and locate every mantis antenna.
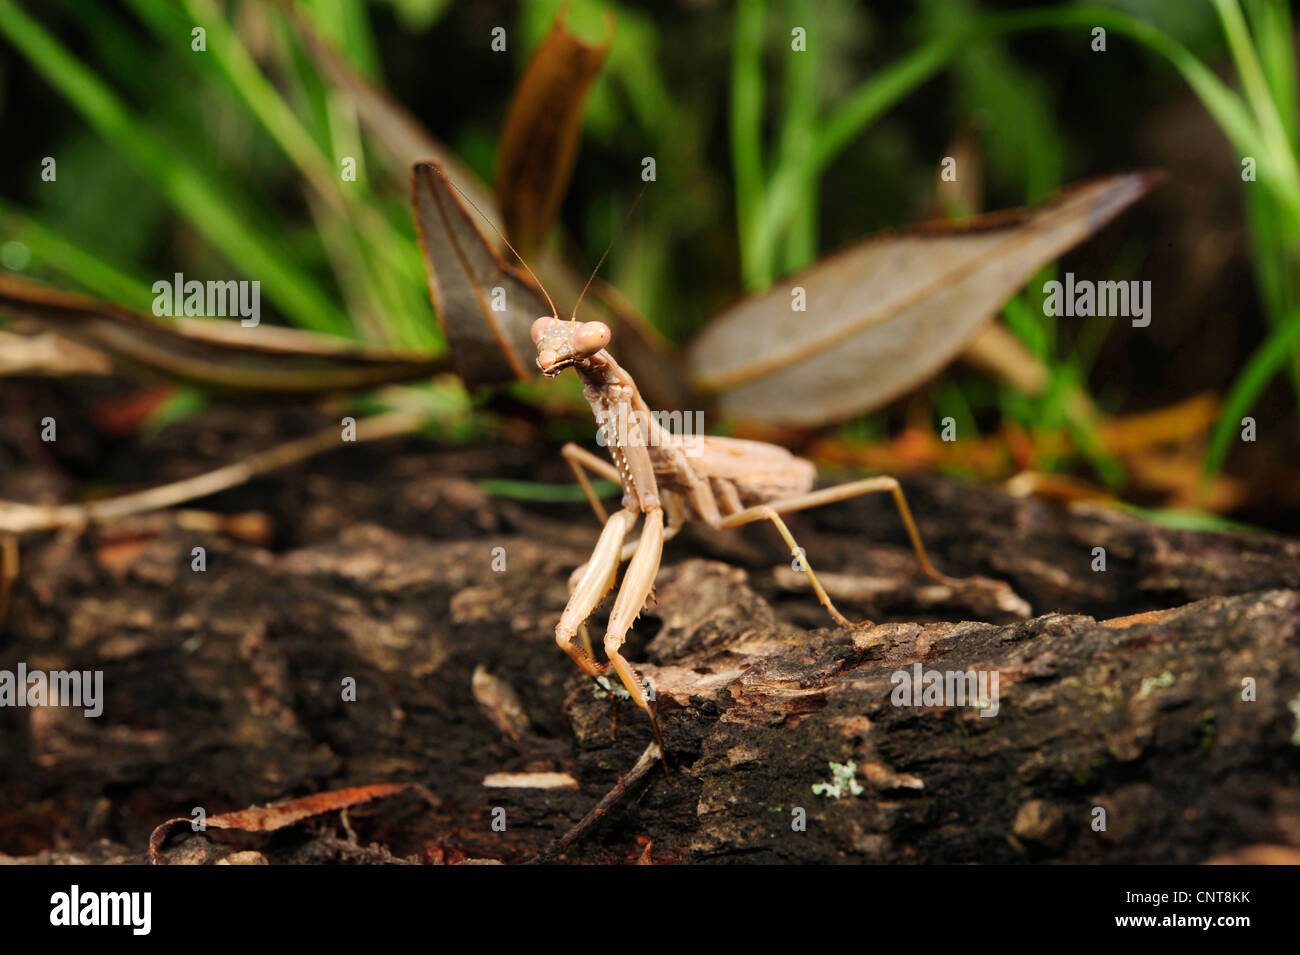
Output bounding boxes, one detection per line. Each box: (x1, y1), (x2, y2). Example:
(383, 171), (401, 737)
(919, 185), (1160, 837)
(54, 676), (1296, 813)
(570, 182), (648, 322)
(439, 168), (647, 325)
(438, 171), (560, 322)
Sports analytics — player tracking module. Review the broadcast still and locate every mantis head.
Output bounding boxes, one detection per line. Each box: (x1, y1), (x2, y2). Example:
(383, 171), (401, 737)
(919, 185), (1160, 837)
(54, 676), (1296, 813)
(532, 317), (611, 377)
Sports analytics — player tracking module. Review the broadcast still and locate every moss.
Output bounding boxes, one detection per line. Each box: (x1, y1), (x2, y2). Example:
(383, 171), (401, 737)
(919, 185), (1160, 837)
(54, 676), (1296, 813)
(1138, 671), (1176, 697)
(811, 761), (864, 799)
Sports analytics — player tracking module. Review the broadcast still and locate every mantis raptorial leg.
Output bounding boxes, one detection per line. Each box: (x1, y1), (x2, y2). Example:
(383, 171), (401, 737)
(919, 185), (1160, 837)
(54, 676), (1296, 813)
(555, 508), (637, 678)
(561, 443), (684, 660)
(560, 443), (621, 660)
(601, 506), (667, 765)
(554, 504), (669, 764)
(602, 506), (663, 709)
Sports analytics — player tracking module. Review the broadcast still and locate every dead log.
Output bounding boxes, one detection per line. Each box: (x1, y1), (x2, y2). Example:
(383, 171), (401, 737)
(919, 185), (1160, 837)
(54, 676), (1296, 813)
(1, 411), (1299, 864)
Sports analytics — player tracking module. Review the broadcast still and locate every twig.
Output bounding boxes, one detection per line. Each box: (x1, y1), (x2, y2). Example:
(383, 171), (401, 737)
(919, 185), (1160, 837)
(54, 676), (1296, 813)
(0, 410), (424, 534)
(0, 534), (16, 626)
(0, 329), (112, 377)
(527, 741), (661, 864)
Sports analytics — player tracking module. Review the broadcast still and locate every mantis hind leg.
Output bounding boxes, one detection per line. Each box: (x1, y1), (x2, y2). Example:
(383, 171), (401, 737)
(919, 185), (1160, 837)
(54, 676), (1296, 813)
(718, 504), (869, 628)
(716, 476), (952, 628)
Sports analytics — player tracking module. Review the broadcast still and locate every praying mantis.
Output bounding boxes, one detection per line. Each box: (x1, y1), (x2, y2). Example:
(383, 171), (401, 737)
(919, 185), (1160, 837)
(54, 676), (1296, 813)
(535, 314), (956, 717)
(530, 311), (987, 756)
(527, 311), (1003, 753)
(437, 178), (1019, 763)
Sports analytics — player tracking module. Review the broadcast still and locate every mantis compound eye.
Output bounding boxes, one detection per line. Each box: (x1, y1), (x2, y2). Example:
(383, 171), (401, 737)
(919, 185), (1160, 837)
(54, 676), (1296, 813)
(573, 321), (611, 356)
(531, 316), (556, 343)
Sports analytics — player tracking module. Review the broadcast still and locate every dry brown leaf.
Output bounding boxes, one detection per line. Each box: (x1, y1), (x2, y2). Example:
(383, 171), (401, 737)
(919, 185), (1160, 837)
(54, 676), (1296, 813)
(290, 8), (1154, 429)
(929, 129), (1052, 400)
(148, 782), (433, 862)
(0, 274), (444, 394)
(412, 162), (555, 388)
(688, 172), (1163, 426)
(471, 664), (533, 743)
(496, 10), (613, 257)
(0, 329), (112, 377)
(287, 8), (685, 406)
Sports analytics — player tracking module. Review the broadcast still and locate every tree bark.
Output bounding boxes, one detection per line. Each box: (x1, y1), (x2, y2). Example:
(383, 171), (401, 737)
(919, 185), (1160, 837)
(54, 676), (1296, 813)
(2, 407), (1299, 864)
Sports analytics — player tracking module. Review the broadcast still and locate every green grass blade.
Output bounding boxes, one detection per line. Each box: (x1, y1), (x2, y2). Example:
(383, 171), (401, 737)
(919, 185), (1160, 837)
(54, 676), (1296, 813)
(1122, 505), (1263, 534)
(751, 34), (955, 285)
(128, 0), (436, 346)
(754, 2), (1279, 275)
(775, 0), (820, 275)
(133, 0), (336, 197)
(995, 5), (1296, 216)
(1203, 305), (1300, 477)
(1245, 0), (1298, 149)
(307, 0), (383, 81)
(0, 0), (353, 335)
(1211, 0), (1299, 180)
(0, 199), (157, 310)
(478, 478), (619, 502)
(730, 0), (767, 288)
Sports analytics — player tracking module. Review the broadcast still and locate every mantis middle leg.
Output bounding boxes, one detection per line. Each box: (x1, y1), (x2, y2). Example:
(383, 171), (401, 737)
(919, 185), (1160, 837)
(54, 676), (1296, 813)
(561, 442), (620, 524)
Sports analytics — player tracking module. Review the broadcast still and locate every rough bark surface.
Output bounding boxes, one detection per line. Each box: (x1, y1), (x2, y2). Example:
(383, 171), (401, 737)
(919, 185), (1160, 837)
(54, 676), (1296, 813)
(2, 394), (1299, 864)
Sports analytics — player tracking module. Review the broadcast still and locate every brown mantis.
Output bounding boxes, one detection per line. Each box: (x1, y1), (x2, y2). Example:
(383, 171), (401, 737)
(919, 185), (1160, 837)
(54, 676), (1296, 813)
(443, 179), (1014, 765)
(531, 313), (969, 757)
